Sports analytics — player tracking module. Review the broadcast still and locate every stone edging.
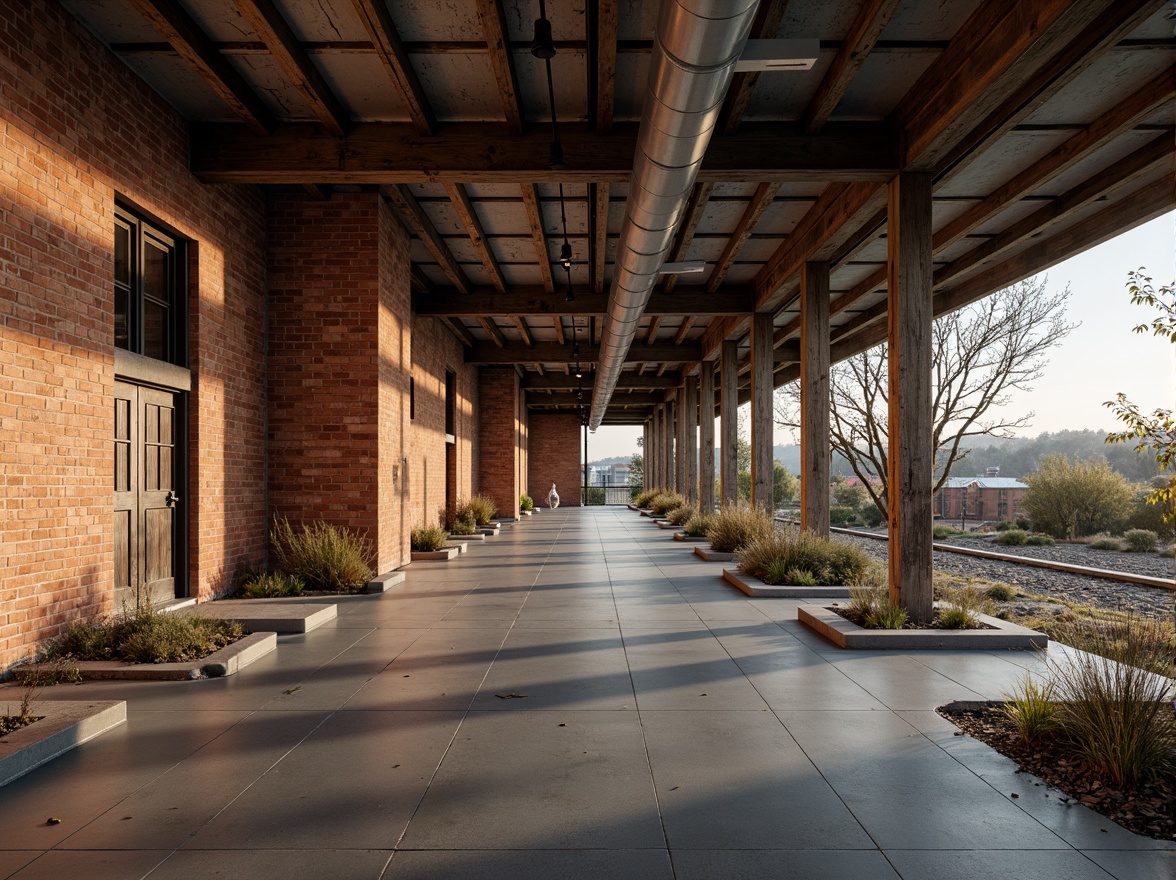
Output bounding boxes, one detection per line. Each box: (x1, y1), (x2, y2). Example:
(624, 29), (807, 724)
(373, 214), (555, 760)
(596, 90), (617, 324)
(22, 632), (278, 681)
(0, 701), (127, 787)
(798, 605), (1048, 650)
(672, 532), (707, 541)
(693, 546), (735, 562)
(721, 569), (851, 599)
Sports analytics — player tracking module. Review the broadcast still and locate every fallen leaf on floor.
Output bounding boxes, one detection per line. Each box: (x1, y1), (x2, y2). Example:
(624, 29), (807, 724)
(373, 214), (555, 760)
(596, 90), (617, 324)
(46, 818), (61, 825)
(495, 693), (527, 699)
(283, 686), (301, 695)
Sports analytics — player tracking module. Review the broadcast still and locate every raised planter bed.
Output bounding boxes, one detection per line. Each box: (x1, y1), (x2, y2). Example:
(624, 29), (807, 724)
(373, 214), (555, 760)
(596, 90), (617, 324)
(638, 509), (656, 517)
(521, 509), (533, 516)
(693, 545), (735, 562)
(411, 547), (459, 561)
(798, 604), (1048, 650)
(673, 532), (707, 542)
(1, 701), (127, 787)
(721, 569), (851, 599)
(452, 532), (485, 542)
(366, 570), (406, 593)
(445, 540), (468, 554)
(200, 601), (336, 634)
(478, 526), (500, 537)
(656, 520), (676, 529)
(21, 632), (278, 681)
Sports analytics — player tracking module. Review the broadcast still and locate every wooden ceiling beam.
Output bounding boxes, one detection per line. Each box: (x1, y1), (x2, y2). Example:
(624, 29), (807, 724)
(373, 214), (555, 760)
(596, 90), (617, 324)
(595, 1), (619, 134)
(235, 0), (350, 136)
(513, 316), (534, 348)
(125, 0), (274, 135)
(522, 372), (682, 391)
(351, 0), (436, 135)
(661, 182), (714, 295)
(707, 182), (779, 293)
(520, 185), (556, 294)
(644, 317), (662, 345)
(479, 318), (507, 347)
(932, 0), (1161, 183)
(592, 183), (609, 294)
(445, 183), (507, 293)
(801, 0), (902, 135)
(412, 286), (755, 317)
(190, 121), (898, 184)
(552, 317), (565, 345)
(475, 0), (524, 135)
(717, 0), (790, 135)
(382, 185), (471, 294)
(467, 341), (703, 365)
(439, 317), (476, 347)
(529, 391), (665, 407)
(673, 317), (695, 345)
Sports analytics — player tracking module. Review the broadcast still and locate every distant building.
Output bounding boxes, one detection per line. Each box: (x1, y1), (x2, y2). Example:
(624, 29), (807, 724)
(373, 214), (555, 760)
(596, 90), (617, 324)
(935, 468), (1028, 522)
(588, 463), (632, 486)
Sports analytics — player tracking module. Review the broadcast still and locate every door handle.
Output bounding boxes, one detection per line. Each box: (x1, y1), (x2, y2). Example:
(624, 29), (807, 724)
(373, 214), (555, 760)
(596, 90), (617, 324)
(165, 490), (179, 507)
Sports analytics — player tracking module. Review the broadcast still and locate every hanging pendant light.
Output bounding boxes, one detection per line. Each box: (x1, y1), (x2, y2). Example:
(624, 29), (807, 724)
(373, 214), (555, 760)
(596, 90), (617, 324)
(530, 15), (555, 59)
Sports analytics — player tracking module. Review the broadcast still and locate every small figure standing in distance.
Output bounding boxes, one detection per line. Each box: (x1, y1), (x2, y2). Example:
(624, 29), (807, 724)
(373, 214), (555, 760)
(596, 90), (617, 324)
(547, 483), (560, 509)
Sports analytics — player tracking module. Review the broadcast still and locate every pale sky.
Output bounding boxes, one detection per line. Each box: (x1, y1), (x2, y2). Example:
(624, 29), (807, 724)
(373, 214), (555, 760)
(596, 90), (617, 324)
(586, 210), (1176, 462)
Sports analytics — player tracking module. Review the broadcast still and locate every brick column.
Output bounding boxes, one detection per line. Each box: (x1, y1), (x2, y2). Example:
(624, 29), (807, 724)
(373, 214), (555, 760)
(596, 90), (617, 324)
(478, 367), (522, 518)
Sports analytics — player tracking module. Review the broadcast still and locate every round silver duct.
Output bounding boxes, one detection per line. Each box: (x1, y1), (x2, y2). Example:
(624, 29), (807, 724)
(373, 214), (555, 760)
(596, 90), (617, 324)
(589, 0), (759, 430)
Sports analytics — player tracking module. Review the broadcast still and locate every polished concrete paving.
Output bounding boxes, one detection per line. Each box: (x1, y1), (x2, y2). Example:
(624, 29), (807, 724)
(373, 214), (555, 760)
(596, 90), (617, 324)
(1, 507), (1171, 879)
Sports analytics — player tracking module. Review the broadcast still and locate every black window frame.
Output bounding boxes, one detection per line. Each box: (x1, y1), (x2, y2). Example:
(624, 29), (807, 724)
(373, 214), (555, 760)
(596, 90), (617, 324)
(114, 204), (188, 367)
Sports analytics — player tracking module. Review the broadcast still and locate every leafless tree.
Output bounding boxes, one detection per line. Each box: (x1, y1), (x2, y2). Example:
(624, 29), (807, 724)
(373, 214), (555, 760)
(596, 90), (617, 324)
(776, 277), (1075, 516)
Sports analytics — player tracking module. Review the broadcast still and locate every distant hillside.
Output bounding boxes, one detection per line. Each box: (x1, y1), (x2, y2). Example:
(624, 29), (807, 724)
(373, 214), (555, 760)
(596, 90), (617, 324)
(588, 455), (631, 467)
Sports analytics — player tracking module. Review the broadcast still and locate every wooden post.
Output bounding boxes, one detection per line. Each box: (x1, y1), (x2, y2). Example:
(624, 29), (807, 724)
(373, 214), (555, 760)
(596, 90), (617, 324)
(699, 361), (716, 514)
(665, 398), (677, 492)
(684, 377), (699, 503)
(651, 407), (662, 488)
(720, 340), (739, 506)
(801, 261), (831, 537)
(642, 419), (651, 491)
(887, 171), (934, 623)
(751, 312), (774, 515)
(675, 391), (686, 494)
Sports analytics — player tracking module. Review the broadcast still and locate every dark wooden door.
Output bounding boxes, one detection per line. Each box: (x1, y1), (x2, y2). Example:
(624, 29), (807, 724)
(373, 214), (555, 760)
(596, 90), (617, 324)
(114, 381), (179, 610)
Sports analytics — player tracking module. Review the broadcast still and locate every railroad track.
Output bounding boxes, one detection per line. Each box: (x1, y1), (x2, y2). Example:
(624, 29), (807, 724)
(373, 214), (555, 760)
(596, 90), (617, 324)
(829, 526), (1175, 593)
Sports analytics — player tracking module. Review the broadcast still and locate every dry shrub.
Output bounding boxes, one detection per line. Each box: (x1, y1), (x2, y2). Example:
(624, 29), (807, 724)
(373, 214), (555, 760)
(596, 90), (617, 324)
(666, 503), (698, 526)
(682, 514), (714, 538)
(707, 505), (774, 553)
(736, 529), (871, 585)
(411, 524), (449, 552)
(49, 610), (243, 664)
(467, 494), (498, 525)
(649, 492), (686, 516)
(271, 516), (374, 592)
(633, 488), (663, 508)
(1000, 673), (1058, 744)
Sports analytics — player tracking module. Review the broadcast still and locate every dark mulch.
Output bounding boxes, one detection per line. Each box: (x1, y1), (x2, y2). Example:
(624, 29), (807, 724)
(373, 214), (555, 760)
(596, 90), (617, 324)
(0, 715), (39, 737)
(833, 606), (995, 630)
(938, 701), (1175, 841)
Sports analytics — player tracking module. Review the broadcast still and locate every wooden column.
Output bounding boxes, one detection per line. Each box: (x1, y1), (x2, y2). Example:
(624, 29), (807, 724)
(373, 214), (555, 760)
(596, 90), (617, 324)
(643, 419), (651, 491)
(665, 398), (677, 492)
(800, 261), (831, 537)
(675, 391), (686, 494)
(683, 378), (699, 503)
(720, 340), (739, 506)
(650, 408), (661, 488)
(750, 312), (774, 515)
(887, 171), (934, 623)
(699, 361), (716, 514)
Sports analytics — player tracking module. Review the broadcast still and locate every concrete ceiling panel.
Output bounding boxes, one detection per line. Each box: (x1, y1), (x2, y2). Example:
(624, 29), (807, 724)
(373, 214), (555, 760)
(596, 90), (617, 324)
(271, 0), (368, 42)
(935, 129), (1074, 199)
(314, 53), (408, 121)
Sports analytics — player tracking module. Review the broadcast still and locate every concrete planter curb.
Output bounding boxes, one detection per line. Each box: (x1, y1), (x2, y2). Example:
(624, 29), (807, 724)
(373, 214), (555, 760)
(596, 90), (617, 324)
(520, 509), (533, 516)
(655, 520), (676, 529)
(366, 570), (406, 593)
(23, 632), (278, 681)
(0, 701), (127, 788)
(452, 532), (485, 542)
(411, 547), (459, 561)
(638, 509), (656, 517)
(722, 569), (851, 599)
(200, 601), (336, 634)
(673, 532), (708, 541)
(478, 527), (500, 537)
(693, 546), (735, 562)
(798, 605), (1049, 650)
(445, 541), (468, 554)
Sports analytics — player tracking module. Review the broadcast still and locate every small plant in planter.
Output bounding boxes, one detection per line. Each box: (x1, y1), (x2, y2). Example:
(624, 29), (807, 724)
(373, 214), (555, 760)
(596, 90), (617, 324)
(736, 529), (871, 586)
(44, 609), (244, 664)
(934, 584), (987, 629)
(465, 494), (497, 525)
(520, 493), (534, 512)
(682, 513), (714, 538)
(448, 503), (480, 536)
(649, 492), (686, 517)
(632, 488), (663, 508)
(844, 585), (908, 629)
(239, 571), (305, 598)
(271, 515), (374, 592)
(411, 524), (449, 552)
(707, 505), (774, 553)
(665, 503), (698, 526)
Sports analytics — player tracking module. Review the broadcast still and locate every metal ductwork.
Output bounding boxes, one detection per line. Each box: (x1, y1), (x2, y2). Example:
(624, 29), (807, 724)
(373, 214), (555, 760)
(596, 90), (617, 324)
(589, 0), (760, 430)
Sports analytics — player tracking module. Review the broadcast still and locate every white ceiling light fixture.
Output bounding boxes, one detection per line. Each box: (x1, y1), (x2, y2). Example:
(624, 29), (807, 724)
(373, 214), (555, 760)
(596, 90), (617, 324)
(658, 261), (707, 275)
(734, 39), (821, 72)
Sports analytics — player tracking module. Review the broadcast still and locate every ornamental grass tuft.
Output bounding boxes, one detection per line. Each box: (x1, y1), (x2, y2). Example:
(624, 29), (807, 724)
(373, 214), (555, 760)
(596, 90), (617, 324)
(649, 492), (686, 516)
(271, 516), (374, 592)
(47, 609), (243, 664)
(411, 524), (449, 552)
(466, 494), (498, 525)
(682, 513), (714, 538)
(735, 529), (870, 586)
(665, 503), (698, 526)
(707, 505), (774, 553)
(1000, 673), (1058, 744)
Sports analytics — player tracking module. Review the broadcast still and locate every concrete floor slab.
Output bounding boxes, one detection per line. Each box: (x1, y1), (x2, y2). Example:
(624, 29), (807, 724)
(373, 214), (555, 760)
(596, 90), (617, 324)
(0, 508), (1167, 880)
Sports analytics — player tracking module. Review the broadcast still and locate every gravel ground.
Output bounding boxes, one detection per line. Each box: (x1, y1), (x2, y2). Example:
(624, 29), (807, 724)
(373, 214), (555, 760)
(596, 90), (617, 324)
(835, 530), (1174, 619)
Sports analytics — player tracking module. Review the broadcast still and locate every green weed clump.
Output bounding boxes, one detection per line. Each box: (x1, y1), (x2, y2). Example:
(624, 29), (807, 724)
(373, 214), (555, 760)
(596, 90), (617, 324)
(1000, 673), (1058, 744)
(1122, 529), (1158, 553)
(49, 610), (243, 664)
(1025, 533), (1055, 546)
(933, 524), (963, 540)
(994, 521), (1015, 532)
(411, 525), (449, 552)
(520, 493), (534, 512)
(935, 584), (987, 629)
(682, 514), (714, 538)
(843, 586), (909, 629)
(1088, 534), (1125, 551)
(707, 505), (774, 553)
(239, 571), (305, 598)
(985, 583), (1016, 602)
(829, 506), (859, 525)
(993, 529), (1028, 546)
(271, 516), (374, 592)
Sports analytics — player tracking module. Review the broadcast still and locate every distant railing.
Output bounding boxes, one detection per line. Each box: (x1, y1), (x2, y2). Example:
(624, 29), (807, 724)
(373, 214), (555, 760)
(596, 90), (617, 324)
(582, 483), (636, 506)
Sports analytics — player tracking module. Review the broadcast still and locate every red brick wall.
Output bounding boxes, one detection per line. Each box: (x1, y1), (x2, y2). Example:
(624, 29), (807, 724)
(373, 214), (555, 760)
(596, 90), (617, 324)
(0, 3), (267, 670)
(408, 317), (477, 529)
(478, 368), (522, 519)
(378, 201), (412, 570)
(529, 414), (583, 507)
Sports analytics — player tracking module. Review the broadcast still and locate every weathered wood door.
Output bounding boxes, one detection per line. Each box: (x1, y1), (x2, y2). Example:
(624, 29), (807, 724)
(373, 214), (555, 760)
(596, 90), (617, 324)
(114, 381), (179, 610)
